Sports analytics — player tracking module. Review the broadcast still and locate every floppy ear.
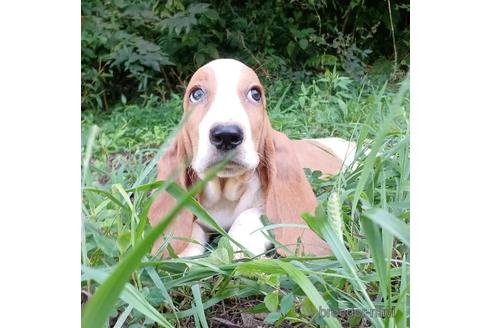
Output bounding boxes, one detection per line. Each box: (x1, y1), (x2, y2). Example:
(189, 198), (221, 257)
(260, 128), (332, 256)
(148, 132), (196, 257)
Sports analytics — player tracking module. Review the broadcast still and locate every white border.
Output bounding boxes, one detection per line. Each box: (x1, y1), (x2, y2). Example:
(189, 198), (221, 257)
(1, 1), (492, 327)
(1, 1), (80, 327)
(412, 1), (492, 326)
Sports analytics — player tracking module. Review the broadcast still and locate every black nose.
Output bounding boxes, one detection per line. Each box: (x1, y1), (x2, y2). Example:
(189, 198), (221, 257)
(209, 125), (244, 151)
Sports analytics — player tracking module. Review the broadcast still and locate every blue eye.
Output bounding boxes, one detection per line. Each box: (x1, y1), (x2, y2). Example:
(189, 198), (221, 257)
(190, 88), (205, 103)
(247, 87), (261, 103)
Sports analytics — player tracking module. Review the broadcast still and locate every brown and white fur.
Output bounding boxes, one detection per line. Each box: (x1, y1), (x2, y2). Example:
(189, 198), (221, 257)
(149, 59), (356, 259)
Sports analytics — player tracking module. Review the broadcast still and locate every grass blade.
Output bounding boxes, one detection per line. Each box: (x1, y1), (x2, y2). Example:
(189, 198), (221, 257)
(303, 212), (384, 328)
(395, 254), (409, 327)
(363, 208), (409, 247)
(113, 305), (133, 328)
(82, 125), (99, 187)
(355, 82), (387, 156)
(360, 216), (389, 301)
(83, 187), (126, 209)
(275, 261), (342, 328)
(113, 183), (139, 247)
(81, 159), (229, 328)
(192, 284), (209, 328)
(351, 77), (409, 216)
(82, 266), (171, 327)
(145, 266), (176, 310)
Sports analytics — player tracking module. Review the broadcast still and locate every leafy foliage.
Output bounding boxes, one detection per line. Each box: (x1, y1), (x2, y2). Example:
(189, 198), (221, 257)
(82, 0), (409, 111)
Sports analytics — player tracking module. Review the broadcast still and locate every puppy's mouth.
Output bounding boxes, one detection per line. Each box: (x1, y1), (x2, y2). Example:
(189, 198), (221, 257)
(193, 147), (260, 178)
(202, 155), (253, 177)
(217, 163), (250, 177)
(208, 158), (247, 171)
(224, 159), (245, 168)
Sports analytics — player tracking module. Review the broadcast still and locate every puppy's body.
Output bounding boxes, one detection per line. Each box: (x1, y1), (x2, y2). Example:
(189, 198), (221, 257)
(201, 172), (263, 231)
(149, 59), (356, 258)
(180, 172), (267, 258)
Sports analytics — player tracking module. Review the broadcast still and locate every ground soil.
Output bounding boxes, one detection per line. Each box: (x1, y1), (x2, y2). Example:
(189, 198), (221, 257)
(82, 290), (370, 327)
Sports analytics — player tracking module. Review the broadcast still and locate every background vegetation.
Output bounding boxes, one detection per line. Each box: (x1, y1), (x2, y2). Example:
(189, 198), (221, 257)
(82, 1), (410, 327)
(82, 0), (409, 111)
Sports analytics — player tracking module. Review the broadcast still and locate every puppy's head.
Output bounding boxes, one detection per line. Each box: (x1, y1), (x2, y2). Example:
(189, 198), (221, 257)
(182, 58), (267, 178)
(150, 59), (332, 257)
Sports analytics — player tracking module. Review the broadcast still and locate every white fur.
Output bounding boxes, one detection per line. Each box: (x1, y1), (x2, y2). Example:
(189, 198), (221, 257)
(178, 171), (268, 258)
(228, 208), (271, 259)
(192, 59), (259, 178)
(199, 173), (263, 230)
(313, 137), (357, 168)
(178, 222), (208, 258)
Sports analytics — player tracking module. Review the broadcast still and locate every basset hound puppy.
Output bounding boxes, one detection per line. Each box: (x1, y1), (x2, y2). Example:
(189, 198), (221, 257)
(149, 58), (356, 259)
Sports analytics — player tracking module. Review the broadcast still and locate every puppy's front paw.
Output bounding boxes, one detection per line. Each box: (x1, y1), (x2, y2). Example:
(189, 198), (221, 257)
(227, 208), (272, 260)
(178, 244), (205, 258)
(230, 238), (269, 260)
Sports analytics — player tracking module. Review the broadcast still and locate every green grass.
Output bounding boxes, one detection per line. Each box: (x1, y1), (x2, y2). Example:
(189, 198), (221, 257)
(81, 70), (410, 328)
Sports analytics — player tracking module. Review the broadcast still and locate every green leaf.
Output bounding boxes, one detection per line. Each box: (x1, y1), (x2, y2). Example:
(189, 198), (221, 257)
(82, 266), (170, 327)
(217, 236), (233, 261)
(125, 181), (164, 193)
(145, 266), (176, 312)
(299, 38), (309, 50)
(117, 232), (131, 255)
(82, 125), (99, 187)
(352, 78), (409, 216)
(300, 297), (317, 316)
(204, 9), (219, 20)
(235, 259), (285, 276)
(83, 188), (125, 209)
(208, 248), (230, 265)
(192, 284), (209, 328)
(360, 215), (389, 301)
(188, 3), (210, 15)
(302, 213), (383, 328)
(113, 305), (133, 328)
(264, 274), (280, 288)
(287, 41), (296, 57)
(195, 53), (205, 66)
(348, 313), (363, 326)
(280, 292), (294, 314)
(264, 312), (282, 324)
(264, 291), (279, 312)
(87, 225), (118, 257)
(363, 208), (409, 246)
(113, 183), (139, 247)
(275, 261), (342, 328)
(395, 254), (409, 327)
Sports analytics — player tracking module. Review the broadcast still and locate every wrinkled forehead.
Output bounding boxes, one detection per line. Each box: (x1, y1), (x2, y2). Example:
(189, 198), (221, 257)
(183, 59), (262, 107)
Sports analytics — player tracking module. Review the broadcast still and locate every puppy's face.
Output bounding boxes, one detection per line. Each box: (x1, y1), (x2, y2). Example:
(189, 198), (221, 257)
(182, 59), (267, 178)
